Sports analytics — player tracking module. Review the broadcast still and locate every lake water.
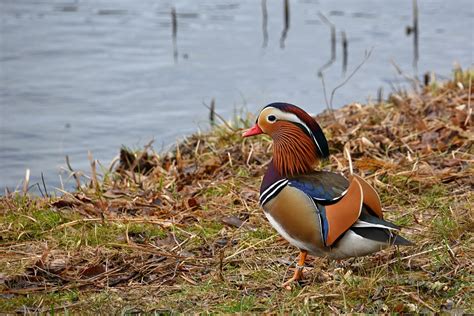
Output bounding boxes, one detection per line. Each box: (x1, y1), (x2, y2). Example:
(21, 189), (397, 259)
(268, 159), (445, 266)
(1, 0), (473, 193)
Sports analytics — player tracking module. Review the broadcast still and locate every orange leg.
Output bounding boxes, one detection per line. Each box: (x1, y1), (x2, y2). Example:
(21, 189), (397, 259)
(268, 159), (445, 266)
(282, 250), (307, 288)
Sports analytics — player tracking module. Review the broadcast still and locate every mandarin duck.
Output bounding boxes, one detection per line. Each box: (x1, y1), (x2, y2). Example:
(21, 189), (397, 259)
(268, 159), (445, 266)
(243, 103), (412, 287)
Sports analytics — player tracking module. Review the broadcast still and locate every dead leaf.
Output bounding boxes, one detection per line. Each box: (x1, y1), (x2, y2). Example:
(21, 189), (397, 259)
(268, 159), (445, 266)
(221, 216), (244, 228)
(81, 264), (106, 278)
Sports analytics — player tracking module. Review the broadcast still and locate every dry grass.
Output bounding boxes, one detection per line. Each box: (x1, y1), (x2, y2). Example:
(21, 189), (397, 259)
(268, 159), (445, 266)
(1, 68), (473, 314)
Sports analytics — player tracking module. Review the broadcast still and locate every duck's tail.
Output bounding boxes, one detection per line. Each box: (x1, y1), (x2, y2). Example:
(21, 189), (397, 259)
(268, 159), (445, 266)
(351, 226), (414, 246)
(351, 208), (414, 246)
(391, 233), (413, 246)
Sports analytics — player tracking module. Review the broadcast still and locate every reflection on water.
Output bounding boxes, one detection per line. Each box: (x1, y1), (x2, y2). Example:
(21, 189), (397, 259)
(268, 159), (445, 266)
(0, 0), (473, 193)
(261, 0), (268, 48)
(171, 7), (178, 63)
(316, 12), (337, 76)
(280, 0), (290, 49)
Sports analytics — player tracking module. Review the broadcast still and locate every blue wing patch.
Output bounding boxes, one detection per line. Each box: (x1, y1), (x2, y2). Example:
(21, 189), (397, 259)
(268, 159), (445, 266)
(287, 171), (349, 203)
(288, 180), (339, 202)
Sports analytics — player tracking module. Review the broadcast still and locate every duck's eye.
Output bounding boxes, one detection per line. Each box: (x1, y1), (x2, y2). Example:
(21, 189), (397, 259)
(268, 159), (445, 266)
(267, 115), (276, 123)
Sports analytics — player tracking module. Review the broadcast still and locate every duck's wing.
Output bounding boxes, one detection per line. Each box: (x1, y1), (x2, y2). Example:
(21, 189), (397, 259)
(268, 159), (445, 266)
(287, 171), (358, 246)
(288, 171), (390, 246)
(351, 174), (383, 218)
(288, 171), (350, 204)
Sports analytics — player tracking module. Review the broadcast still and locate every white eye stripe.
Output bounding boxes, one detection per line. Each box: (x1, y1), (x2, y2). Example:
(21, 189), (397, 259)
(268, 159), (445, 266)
(269, 109), (303, 125)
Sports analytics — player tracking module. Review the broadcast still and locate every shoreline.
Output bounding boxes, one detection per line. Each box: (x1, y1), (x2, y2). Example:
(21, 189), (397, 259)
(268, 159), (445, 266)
(0, 68), (472, 313)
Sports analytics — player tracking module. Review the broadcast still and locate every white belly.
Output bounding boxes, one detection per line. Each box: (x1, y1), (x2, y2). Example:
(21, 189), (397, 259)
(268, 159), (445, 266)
(264, 211), (389, 259)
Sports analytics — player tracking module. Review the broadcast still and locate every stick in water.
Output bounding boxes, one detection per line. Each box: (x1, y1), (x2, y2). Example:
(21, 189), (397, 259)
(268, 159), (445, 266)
(341, 31), (348, 75)
(171, 7), (178, 63)
(23, 169), (30, 195)
(280, 0), (290, 49)
(317, 12), (336, 77)
(261, 0), (268, 48)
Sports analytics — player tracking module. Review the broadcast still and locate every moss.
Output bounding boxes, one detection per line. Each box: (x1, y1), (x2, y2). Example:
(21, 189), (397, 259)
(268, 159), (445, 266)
(418, 185), (460, 242)
(219, 295), (257, 313)
(127, 223), (167, 240)
(54, 222), (168, 248)
(192, 221), (224, 239)
(249, 269), (273, 282)
(2, 208), (67, 241)
(247, 227), (275, 240)
(235, 166), (251, 177)
(0, 291), (79, 313)
(392, 213), (413, 227)
(202, 183), (232, 198)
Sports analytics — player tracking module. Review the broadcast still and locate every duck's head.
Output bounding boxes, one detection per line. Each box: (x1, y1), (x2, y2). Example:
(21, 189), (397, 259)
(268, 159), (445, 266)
(243, 102), (329, 176)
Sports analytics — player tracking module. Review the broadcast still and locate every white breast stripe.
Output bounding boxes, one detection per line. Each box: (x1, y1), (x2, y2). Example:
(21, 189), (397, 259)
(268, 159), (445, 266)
(260, 180), (288, 205)
(260, 178), (287, 202)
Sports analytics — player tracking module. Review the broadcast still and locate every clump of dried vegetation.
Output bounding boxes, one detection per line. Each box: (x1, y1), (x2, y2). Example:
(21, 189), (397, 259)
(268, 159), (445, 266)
(1, 68), (472, 314)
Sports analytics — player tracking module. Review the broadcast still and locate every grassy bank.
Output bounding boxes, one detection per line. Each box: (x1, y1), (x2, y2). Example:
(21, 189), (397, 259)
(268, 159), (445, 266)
(1, 69), (472, 314)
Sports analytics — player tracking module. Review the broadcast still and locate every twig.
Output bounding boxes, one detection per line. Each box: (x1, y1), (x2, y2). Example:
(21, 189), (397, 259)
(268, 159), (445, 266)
(41, 172), (49, 198)
(209, 98), (215, 126)
(224, 234), (277, 261)
(377, 86), (384, 104)
(108, 155), (120, 172)
(22, 169), (30, 196)
(443, 239), (459, 264)
(65, 155), (82, 190)
(33, 183), (45, 198)
(218, 250), (225, 281)
(180, 273), (198, 285)
(320, 74), (332, 112)
(465, 72), (472, 127)
(402, 290), (436, 312)
(246, 144), (254, 166)
(390, 59), (421, 91)
(329, 48), (373, 108)
(344, 145), (353, 175)
(202, 101), (236, 132)
(380, 243), (459, 267)
(88, 151), (99, 192)
(52, 217), (174, 231)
